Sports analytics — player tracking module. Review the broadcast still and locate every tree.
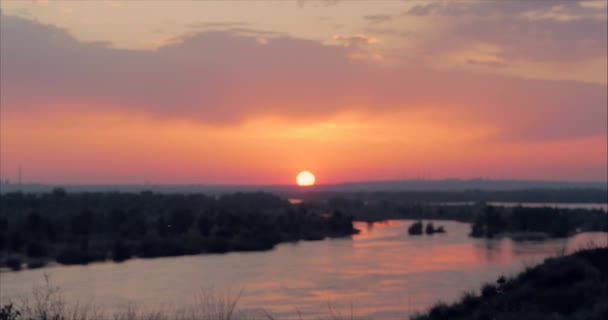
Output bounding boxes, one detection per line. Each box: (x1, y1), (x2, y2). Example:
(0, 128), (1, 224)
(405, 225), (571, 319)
(112, 240), (132, 262)
(409, 221), (423, 235)
(425, 222), (435, 234)
(169, 208), (194, 235)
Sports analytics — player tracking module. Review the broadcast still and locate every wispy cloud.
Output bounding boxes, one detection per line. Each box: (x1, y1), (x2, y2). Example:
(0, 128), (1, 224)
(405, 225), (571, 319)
(363, 14), (393, 24)
(466, 58), (507, 68)
(333, 34), (379, 47)
(579, 1), (608, 9)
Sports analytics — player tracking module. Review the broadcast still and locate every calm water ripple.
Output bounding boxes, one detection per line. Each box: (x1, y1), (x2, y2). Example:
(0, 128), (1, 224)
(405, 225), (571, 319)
(1, 220), (606, 319)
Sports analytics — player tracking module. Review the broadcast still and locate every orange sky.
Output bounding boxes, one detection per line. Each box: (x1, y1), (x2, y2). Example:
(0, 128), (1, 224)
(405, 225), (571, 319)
(0, 1), (606, 184)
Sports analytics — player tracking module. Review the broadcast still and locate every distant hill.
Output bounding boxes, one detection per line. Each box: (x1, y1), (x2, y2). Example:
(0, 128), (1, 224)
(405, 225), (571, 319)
(314, 179), (608, 192)
(1, 178), (606, 194)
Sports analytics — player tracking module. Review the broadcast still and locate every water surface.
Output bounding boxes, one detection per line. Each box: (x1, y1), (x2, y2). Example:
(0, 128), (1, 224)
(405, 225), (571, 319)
(2, 220), (606, 319)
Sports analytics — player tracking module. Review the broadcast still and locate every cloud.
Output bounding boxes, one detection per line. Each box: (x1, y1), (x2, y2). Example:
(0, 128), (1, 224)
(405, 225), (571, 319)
(187, 21), (250, 29)
(1, 13), (606, 143)
(363, 14), (393, 24)
(297, 0), (340, 8)
(400, 1), (607, 63)
(103, 1), (122, 8)
(466, 58), (507, 68)
(522, 5), (582, 22)
(406, 2), (470, 16)
(579, 1), (608, 9)
(184, 22), (285, 42)
(333, 34), (379, 47)
(364, 27), (412, 39)
(404, 2), (567, 17)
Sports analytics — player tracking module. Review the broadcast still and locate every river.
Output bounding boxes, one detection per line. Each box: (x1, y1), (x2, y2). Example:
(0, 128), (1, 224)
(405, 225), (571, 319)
(1, 220), (606, 319)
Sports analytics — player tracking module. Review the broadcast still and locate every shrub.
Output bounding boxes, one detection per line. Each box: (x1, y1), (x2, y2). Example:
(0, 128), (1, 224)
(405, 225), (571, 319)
(411, 248), (608, 320)
(111, 240), (132, 262)
(4, 257), (22, 271)
(26, 241), (48, 258)
(481, 284), (497, 298)
(408, 221), (423, 235)
(56, 247), (91, 265)
(203, 236), (231, 254)
(139, 237), (186, 258)
(27, 259), (48, 269)
(425, 223), (435, 234)
(0, 303), (21, 320)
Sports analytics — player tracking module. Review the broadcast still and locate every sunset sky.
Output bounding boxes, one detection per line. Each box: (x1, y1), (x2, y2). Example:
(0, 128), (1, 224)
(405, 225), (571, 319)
(1, 0), (606, 185)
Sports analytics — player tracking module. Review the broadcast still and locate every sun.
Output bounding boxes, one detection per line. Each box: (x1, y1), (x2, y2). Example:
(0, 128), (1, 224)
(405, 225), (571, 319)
(296, 171), (316, 187)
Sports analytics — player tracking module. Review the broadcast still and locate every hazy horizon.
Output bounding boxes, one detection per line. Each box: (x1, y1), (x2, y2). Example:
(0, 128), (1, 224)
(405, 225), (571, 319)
(2, 177), (608, 186)
(2, 178), (606, 195)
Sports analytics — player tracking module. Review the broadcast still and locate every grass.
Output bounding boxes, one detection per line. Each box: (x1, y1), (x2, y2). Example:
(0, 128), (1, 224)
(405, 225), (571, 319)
(1, 276), (366, 320)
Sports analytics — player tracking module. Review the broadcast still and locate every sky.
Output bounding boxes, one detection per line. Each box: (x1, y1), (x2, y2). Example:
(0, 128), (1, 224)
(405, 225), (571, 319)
(0, 0), (607, 185)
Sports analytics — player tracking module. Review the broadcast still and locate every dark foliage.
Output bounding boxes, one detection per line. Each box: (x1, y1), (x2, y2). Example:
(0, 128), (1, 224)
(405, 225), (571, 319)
(411, 247), (608, 320)
(320, 191), (606, 229)
(56, 246), (93, 265)
(408, 221), (423, 235)
(470, 205), (606, 238)
(26, 259), (47, 269)
(320, 189), (607, 205)
(25, 242), (48, 258)
(4, 257), (22, 271)
(0, 191), (357, 268)
(0, 304), (20, 320)
(111, 240), (132, 262)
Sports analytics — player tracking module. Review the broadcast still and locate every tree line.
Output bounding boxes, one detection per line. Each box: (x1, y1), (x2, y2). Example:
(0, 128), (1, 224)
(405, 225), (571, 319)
(0, 189), (357, 270)
(470, 205), (607, 238)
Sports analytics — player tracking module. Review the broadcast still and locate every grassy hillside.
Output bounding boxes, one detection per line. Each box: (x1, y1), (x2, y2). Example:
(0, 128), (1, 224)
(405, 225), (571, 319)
(411, 247), (608, 320)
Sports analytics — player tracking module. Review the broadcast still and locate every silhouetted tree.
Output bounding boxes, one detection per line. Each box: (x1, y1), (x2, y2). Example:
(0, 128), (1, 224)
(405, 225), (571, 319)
(425, 222), (435, 234)
(111, 240), (132, 262)
(409, 221), (423, 235)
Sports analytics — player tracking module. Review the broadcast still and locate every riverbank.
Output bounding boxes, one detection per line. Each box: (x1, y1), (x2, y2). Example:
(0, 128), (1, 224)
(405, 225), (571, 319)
(0, 191), (358, 271)
(410, 247), (608, 320)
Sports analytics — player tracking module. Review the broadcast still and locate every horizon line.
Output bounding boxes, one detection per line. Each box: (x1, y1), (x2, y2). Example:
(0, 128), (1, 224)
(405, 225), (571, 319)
(2, 177), (607, 187)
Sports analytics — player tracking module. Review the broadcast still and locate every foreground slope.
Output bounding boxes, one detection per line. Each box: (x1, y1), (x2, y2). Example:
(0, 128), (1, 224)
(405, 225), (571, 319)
(412, 247), (608, 320)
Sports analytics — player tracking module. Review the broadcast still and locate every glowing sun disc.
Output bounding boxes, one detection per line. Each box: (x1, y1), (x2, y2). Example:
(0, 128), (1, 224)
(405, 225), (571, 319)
(296, 171), (316, 187)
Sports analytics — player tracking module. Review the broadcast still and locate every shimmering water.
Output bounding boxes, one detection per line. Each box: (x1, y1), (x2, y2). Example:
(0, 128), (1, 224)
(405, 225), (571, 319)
(1, 220), (606, 319)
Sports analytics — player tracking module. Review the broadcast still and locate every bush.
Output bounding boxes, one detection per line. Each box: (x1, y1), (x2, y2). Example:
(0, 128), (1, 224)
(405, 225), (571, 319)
(232, 231), (275, 251)
(56, 247), (91, 265)
(26, 241), (48, 258)
(425, 223), (435, 234)
(481, 284), (497, 298)
(111, 240), (132, 262)
(139, 237), (186, 258)
(4, 257), (22, 271)
(27, 259), (48, 269)
(408, 221), (423, 235)
(203, 236), (231, 254)
(0, 303), (21, 320)
(411, 248), (608, 320)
